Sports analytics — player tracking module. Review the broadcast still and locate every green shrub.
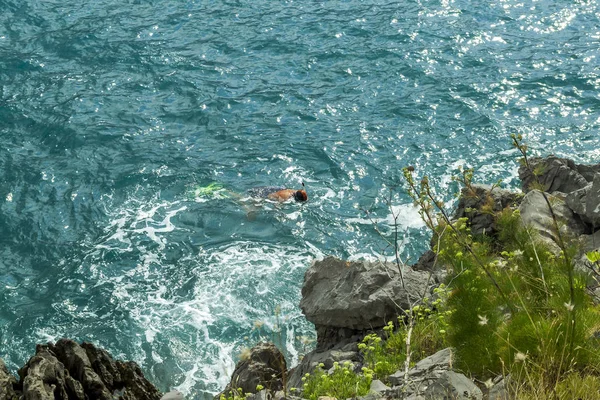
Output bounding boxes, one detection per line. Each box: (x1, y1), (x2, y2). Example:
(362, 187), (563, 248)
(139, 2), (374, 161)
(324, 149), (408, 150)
(301, 362), (372, 400)
(358, 289), (451, 380)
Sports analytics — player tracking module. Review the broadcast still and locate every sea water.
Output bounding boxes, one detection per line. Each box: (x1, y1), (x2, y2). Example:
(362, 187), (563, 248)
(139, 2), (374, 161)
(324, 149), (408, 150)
(1, 0), (599, 398)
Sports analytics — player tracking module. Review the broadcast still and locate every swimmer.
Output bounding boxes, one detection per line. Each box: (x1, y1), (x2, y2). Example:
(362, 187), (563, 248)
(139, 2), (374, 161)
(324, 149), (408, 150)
(247, 182), (308, 202)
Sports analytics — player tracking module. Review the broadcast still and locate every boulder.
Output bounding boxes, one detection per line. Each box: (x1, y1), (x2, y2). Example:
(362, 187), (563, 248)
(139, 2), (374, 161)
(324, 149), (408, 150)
(424, 371), (482, 399)
(300, 257), (432, 331)
(518, 156), (589, 194)
(518, 190), (587, 251)
(18, 340), (162, 400)
(453, 185), (521, 236)
(219, 342), (286, 397)
(0, 359), (18, 399)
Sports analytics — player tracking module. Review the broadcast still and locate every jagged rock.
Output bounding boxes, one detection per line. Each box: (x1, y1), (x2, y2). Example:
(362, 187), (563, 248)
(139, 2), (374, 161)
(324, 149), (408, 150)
(386, 348), (454, 399)
(18, 340), (162, 400)
(519, 156), (589, 194)
(50, 339), (112, 400)
(388, 348), (454, 386)
(519, 190), (587, 251)
(424, 371), (482, 399)
(586, 174), (600, 227)
(576, 163), (600, 182)
(566, 184), (590, 222)
(81, 341), (122, 390)
(453, 185), (521, 236)
(300, 257), (432, 331)
(287, 343), (359, 390)
(219, 342), (286, 398)
(565, 174), (600, 228)
(0, 359), (18, 399)
(19, 345), (71, 400)
(116, 360), (163, 400)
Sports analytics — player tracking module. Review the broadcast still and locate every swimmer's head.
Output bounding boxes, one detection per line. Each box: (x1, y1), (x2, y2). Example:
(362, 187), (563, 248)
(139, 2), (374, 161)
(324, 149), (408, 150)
(294, 190), (308, 202)
(294, 182), (308, 202)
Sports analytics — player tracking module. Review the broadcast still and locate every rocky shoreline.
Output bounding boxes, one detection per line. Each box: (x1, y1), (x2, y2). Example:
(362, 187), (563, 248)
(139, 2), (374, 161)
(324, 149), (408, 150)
(218, 155), (600, 400)
(0, 338), (181, 400)
(2, 155), (599, 400)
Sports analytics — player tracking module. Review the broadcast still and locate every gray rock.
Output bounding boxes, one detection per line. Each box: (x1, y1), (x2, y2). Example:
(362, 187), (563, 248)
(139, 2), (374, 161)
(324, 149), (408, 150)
(424, 371), (483, 400)
(246, 389), (269, 400)
(566, 184), (590, 222)
(219, 342), (286, 398)
(287, 347), (360, 390)
(50, 339), (112, 400)
(453, 185), (521, 236)
(519, 156), (589, 194)
(388, 347), (454, 387)
(300, 257), (432, 331)
(488, 376), (510, 400)
(387, 348), (454, 399)
(370, 379), (390, 393)
(519, 190), (587, 251)
(410, 348), (454, 378)
(18, 340), (162, 400)
(19, 346), (71, 400)
(161, 390), (185, 400)
(0, 359), (18, 400)
(576, 163), (600, 183)
(564, 174), (600, 228)
(586, 174), (600, 227)
(582, 229), (600, 253)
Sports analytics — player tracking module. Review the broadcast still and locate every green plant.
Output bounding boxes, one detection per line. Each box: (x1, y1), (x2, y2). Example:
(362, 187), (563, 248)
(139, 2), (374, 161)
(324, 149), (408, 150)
(219, 388), (250, 400)
(301, 362), (372, 400)
(402, 140), (600, 395)
(358, 289), (451, 380)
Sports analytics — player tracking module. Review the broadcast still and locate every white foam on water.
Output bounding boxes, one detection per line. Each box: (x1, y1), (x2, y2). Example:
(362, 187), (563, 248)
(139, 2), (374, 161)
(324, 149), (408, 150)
(82, 196), (318, 397)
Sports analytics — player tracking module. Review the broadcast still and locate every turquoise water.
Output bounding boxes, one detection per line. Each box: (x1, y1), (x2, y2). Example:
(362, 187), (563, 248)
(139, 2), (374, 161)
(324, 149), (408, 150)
(1, 0), (599, 397)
